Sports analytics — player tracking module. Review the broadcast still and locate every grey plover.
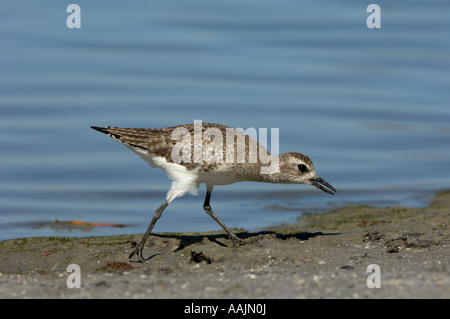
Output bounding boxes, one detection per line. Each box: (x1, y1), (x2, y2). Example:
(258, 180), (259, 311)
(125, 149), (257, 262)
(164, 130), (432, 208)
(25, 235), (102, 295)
(91, 122), (336, 262)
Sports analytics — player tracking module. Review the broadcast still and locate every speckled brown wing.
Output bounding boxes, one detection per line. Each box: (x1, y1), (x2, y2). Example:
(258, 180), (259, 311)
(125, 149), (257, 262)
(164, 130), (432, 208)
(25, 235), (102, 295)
(91, 123), (270, 171)
(91, 126), (181, 160)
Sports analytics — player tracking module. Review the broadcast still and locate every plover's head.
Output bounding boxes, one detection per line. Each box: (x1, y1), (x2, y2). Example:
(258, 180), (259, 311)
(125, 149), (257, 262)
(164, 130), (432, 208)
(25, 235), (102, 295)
(278, 152), (336, 195)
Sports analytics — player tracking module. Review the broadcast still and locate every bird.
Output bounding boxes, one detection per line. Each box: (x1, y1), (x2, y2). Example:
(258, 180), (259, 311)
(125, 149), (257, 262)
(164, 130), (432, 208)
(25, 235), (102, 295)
(91, 122), (336, 262)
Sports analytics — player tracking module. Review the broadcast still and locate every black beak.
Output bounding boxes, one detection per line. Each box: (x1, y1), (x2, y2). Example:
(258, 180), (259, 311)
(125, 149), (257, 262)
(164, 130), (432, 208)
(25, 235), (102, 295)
(310, 177), (337, 195)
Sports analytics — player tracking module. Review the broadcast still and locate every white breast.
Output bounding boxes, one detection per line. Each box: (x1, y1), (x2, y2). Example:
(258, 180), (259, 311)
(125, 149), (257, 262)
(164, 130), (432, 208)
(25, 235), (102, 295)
(126, 145), (200, 202)
(125, 145), (243, 202)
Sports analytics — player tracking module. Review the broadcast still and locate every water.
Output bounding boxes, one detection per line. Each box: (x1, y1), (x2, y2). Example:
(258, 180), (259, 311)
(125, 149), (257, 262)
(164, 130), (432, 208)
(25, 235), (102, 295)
(1, 1), (449, 241)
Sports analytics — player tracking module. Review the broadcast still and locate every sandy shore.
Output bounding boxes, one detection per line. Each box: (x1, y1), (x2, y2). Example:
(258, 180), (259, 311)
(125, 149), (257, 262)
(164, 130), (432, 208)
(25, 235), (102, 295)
(1, 191), (449, 299)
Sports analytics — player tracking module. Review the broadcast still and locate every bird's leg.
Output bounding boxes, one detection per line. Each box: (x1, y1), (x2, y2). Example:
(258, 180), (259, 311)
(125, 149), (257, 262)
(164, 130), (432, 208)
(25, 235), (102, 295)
(129, 200), (169, 262)
(203, 186), (242, 246)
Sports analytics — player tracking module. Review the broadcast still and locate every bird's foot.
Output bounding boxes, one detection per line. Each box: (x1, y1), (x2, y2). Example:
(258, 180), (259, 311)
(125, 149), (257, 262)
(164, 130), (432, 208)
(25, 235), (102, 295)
(230, 234), (244, 247)
(129, 242), (146, 263)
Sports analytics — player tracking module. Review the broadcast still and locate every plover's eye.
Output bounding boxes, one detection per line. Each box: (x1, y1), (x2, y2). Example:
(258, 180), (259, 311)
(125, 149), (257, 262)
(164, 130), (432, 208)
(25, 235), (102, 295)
(298, 164), (308, 173)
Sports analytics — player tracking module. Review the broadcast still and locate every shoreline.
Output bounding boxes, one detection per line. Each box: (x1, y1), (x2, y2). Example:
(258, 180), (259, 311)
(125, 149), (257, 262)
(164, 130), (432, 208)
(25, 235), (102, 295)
(0, 191), (449, 298)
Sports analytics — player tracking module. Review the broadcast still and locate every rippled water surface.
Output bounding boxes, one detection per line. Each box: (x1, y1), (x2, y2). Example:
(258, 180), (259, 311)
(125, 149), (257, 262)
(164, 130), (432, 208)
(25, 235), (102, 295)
(1, 1), (449, 240)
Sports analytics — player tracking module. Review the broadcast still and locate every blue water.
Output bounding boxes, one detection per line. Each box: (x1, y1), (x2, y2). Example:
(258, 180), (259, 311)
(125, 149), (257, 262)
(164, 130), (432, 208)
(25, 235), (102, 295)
(1, 1), (449, 241)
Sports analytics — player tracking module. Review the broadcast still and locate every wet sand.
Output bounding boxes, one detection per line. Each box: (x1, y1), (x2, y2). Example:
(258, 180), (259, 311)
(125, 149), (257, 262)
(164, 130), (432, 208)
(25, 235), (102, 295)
(0, 191), (449, 298)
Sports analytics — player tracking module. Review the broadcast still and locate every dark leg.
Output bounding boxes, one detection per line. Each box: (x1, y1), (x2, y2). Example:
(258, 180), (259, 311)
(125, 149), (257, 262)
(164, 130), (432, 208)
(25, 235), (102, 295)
(203, 186), (241, 246)
(129, 200), (169, 262)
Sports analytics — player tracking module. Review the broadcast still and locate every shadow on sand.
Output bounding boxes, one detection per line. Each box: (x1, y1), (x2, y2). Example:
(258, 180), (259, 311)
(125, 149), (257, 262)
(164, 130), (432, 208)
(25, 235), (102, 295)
(131, 230), (339, 262)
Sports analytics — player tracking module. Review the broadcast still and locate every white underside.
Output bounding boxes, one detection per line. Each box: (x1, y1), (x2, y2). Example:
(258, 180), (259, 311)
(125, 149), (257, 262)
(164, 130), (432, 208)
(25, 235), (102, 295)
(126, 145), (240, 203)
